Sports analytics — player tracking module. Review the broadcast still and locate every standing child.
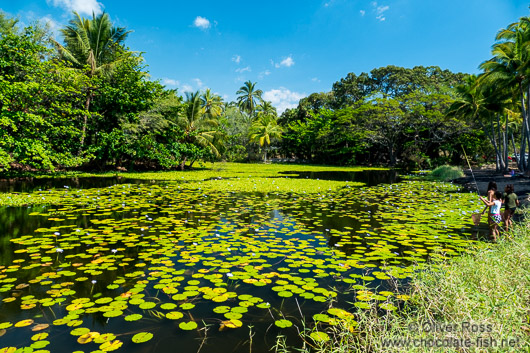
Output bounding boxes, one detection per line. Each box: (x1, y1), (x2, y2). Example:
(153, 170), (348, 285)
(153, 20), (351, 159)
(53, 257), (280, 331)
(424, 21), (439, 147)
(479, 191), (503, 241)
(503, 184), (519, 231)
(480, 181), (497, 230)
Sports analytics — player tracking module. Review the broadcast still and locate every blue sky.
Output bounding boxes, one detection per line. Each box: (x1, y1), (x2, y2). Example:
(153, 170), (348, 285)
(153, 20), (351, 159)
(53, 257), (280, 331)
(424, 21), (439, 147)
(2, 0), (529, 112)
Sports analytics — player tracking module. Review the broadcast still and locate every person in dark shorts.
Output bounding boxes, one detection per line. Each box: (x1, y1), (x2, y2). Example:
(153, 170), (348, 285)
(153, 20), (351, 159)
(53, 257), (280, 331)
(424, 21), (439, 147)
(503, 184), (519, 231)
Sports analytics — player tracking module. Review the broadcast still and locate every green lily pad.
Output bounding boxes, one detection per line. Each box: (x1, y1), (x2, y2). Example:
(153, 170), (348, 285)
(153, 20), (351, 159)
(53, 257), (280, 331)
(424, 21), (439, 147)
(70, 327), (90, 336)
(132, 332), (153, 343)
(310, 331), (330, 342)
(139, 302), (156, 310)
(179, 321), (198, 330)
(99, 339), (123, 351)
(166, 312), (184, 320)
(103, 310), (123, 318)
(124, 314), (143, 322)
(275, 319), (293, 328)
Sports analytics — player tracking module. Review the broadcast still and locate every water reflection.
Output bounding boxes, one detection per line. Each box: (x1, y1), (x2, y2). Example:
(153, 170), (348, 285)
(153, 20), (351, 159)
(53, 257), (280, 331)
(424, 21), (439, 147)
(0, 176), (162, 193)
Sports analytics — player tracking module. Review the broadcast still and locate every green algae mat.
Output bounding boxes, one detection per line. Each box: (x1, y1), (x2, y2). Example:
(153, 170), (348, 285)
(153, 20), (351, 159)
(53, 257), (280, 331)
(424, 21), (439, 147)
(0, 164), (483, 353)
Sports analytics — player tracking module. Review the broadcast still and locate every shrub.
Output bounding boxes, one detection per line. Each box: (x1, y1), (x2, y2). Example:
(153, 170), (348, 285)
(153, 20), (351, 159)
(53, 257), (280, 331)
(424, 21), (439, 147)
(430, 165), (464, 181)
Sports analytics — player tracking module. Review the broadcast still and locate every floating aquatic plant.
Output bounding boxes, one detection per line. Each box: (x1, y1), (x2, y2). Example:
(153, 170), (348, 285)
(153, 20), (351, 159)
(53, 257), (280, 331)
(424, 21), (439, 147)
(0, 164), (483, 353)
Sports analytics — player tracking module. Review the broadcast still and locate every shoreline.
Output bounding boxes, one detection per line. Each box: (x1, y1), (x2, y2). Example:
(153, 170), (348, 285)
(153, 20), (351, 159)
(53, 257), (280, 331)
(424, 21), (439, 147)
(453, 169), (530, 206)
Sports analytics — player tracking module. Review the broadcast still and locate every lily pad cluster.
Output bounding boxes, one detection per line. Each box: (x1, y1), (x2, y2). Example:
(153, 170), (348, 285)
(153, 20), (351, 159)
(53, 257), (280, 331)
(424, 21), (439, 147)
(0, 166), (483, 353)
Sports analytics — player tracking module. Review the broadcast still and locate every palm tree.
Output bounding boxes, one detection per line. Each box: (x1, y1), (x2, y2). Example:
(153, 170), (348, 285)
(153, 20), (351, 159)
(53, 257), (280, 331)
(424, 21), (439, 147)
(447, 76), (487, 121)
(54, 11), (131, 150)
(236, 81), (263, 116)
(178, 91), (224, 168)
(249, 114), (283, 162)
(256, 101), (277, 117)
(480, 16), (530, 170)
(448, 75), (514, 172)
(200, 89), (224, 118)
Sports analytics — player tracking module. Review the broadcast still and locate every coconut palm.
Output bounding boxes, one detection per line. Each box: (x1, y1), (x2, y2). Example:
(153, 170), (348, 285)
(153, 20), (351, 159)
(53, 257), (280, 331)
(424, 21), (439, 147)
(236, 81), (263, 116)
(256, 101), (277, 117)
(448, 76), (488, 122)
(448, 75), (513, 171)
(54, 11), (131, 150)
(178, 91), (224, 168)
(480, 16), (530, 170)
(200, 89), (224, 118)
(249, 114), (283, 162)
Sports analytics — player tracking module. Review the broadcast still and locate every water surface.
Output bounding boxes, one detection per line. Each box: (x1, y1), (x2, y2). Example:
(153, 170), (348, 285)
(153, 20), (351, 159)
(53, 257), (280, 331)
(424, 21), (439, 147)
(0, 170), (480, 353)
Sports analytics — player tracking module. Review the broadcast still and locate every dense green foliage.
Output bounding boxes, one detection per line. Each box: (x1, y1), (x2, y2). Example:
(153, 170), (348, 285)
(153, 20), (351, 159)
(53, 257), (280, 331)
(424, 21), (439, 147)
(448, 16), (530, 172)
(0, 12), (281, 172)
(2, 11), (530, 171)
(279, 66), (485, 168)
(280, 16), (530, 171)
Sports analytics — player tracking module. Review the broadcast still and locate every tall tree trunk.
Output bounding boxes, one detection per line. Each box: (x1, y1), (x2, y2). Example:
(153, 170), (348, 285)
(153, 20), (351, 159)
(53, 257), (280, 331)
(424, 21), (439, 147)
(478, 119), (498, 161)
(526, 84), (530, 171)
(389, 144), (396, 166)
(503, 119), (508, 172)
(496, 114), (506, 172)
(518, 83), (529, 171)
(517, 121), (526, 172)
(511, 131), (517, 164)
(78, 90), (92, 155)
(490, 119), (500, 171)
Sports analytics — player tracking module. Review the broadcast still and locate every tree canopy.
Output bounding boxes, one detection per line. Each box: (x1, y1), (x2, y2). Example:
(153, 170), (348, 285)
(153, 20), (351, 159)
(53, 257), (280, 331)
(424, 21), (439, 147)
(1, 10), (529, 172)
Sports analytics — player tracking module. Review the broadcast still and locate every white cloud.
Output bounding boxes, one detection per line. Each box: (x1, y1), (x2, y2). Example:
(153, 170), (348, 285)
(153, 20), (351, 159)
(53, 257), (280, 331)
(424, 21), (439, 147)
(377, 5), (389, 14)
(258, 70), (271, 79)
(263, 88), (306, 114)
(235, 66), (251, 73)
(360, 10), (366, 16)
(274, 55), (295, 68)
(181, 84), (193, 93)
(46, 0), (103, 15)
(40, 15), (61, 37)
(192, 78), (204, 88)
(193, 16), (211, 30)
(371, 2), (389, 21)
(162, 78), (179, 87)
(16, 11), (62, 38)
(232, 55), (241, 64)
(311, 77), (321, 82)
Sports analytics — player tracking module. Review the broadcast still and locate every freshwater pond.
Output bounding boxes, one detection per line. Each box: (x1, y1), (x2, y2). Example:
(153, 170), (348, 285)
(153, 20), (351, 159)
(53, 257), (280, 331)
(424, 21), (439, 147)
(0, 170), (482, 353)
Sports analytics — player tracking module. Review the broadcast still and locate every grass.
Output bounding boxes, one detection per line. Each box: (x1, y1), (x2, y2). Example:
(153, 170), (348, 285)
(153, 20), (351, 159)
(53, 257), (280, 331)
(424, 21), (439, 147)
(294, 210), (530, 353)
(430, 165), (465, 181)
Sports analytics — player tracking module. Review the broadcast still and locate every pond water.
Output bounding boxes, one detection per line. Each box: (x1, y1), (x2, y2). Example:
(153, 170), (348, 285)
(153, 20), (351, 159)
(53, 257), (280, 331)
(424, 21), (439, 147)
(0, 169), (482, 353)
(0, 176), (159, 193)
